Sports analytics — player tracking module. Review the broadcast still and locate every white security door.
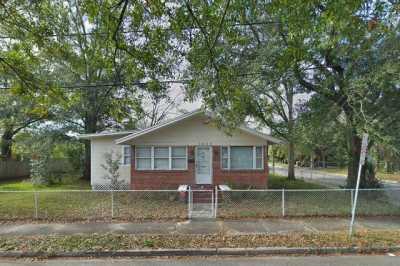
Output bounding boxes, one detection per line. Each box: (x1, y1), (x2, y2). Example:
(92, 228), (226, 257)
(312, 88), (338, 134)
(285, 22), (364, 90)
(195, 146), (212, 184)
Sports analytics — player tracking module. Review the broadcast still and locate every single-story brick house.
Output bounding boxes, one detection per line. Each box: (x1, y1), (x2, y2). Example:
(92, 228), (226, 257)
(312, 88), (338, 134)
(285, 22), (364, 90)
(79, 109), (282, 190)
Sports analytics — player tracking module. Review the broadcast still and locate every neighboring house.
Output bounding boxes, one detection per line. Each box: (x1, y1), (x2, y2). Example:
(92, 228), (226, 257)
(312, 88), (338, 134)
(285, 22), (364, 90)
(79, 109), (282, 190)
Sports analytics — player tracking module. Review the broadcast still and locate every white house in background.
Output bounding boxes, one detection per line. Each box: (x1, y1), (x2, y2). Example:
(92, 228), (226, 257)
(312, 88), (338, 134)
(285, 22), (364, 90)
(78, 109), (283, 190)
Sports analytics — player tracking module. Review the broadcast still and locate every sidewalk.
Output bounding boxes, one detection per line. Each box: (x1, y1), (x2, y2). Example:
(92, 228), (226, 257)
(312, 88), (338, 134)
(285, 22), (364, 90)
(1, 217), (400, 236)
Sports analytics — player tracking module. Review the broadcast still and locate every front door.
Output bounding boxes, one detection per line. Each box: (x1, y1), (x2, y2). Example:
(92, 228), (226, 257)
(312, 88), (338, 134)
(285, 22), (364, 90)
(195, 146), (212, 184)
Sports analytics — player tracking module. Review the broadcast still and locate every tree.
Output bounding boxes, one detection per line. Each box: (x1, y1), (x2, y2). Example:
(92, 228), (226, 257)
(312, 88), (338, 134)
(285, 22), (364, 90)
(0, 91), (48, 160)
(1, 1), (178, 180)
(136, 87), (185, 128)
(269, 0), (400, 187)
(173, 0), (399, 187)
(295, 94), (348, 168)
(101, 151), (126, 190)
(171, 0), (304, 180)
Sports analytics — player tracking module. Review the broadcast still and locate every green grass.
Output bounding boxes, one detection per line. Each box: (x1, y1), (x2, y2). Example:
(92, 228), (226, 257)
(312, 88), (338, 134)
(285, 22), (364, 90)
(0, 175), (398, 222)
(219, 189), (400, 219)
(268, 174), (326, 189)
(0, 176), (90, 191)
(0, 189), (187, 222)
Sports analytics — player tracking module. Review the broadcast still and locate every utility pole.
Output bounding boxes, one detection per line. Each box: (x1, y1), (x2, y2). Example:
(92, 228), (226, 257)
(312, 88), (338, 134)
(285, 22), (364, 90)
(349, 133), (368, 236)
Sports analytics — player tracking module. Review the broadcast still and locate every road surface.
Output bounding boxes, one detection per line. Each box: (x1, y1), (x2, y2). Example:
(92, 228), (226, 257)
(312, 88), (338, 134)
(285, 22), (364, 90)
(1, 255), (400, 266)
(271, 166), (400, 189)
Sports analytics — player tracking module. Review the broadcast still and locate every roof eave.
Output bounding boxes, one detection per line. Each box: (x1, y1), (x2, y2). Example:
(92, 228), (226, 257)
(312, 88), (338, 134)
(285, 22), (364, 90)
(77, 131), (136, 140)
(115, 109), (204, 144)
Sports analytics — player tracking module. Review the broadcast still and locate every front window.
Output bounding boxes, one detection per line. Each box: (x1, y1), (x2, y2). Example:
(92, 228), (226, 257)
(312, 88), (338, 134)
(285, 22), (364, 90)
(154, 147), (169, 170)
(135, 146), (187, 170)
(122, 146), (132, 165)
(171, 147), (187, 169)
(136, 147), (152, 170)
(221, 146), (263, 170)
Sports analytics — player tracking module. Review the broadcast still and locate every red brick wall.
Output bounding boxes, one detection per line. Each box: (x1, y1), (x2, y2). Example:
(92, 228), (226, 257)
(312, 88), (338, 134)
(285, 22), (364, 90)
(131, 145), (268, 189)
(212, 146), (268, 188)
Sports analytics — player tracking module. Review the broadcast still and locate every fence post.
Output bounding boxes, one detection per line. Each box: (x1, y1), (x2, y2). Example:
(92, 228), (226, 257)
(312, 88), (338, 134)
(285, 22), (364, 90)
(350, 189), (354, 210)
(34, 191), (38, 219)
(188, 186), (192, 219)
(282, 189), (285, 217)
(214, 186), (218, 218)
(111, 191), (114, 219)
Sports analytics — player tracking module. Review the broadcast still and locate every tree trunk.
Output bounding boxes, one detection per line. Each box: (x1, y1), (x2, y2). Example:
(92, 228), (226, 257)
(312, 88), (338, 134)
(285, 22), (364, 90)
(272, 146), (275, 175)
(0, 130), (13, 160)
(288, 140), (295, 180)
(82, 112), (98, 180)
(83, 140), (91, 180)
(286, 83), (295, 180)
(346, 127), (364, 188)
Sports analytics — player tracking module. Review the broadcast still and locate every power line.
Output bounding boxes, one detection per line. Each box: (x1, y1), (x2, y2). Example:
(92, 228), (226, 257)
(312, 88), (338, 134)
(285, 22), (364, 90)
(0, 79), (191, 90)
(0, 72), (266, 90)
(0, 21), (277, 40)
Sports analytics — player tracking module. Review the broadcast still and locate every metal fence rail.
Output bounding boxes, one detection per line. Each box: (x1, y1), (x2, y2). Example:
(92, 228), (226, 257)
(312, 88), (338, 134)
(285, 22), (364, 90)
(217, 188), (400, 219)
(0, 188), (399, 222)
(0, 190), (188, 222)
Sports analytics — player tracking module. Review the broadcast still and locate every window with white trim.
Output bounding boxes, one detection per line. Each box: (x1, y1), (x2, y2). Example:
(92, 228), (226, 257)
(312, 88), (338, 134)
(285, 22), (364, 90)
(135, 146), (187, 170)
(122, 145), (132, 165)
(136, 147), (152, 170)
(171, 147), (187, 169)
(221, 146), (263, 170)
(154, 147), (169, 170)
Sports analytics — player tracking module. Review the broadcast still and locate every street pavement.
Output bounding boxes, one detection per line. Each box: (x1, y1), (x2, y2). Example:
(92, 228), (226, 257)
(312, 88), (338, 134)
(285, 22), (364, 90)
(272, 166), (400, 205)
(271, 165), (400, 189)
(1, 216), (400, 236)
(0, 255), (400, 265)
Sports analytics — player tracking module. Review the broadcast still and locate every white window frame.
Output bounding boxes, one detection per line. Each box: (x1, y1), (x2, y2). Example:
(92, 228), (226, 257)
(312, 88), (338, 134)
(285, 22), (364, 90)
(135, 146), (152, 170)
(153, 146), (170, 170)
(221, 145), (264, 170)
(135, 145), (188, 171)
(171, 146), (188, 170)
(121, 145), (132, 165)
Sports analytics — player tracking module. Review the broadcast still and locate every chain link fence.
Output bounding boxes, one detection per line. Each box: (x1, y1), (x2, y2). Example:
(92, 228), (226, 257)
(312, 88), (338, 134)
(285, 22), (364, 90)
(217, 188), (400, 219)
(0, 190), (187, 222)
(0, 188), (399, 222)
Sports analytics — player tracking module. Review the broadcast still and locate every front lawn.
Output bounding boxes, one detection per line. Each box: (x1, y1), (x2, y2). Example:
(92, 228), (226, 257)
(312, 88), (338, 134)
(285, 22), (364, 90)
(0, 176), (90, 191)
(268, 174), (326, 189)
(218, 189), (400, 219)
(0, 175), (398, 223)
(0, 189), (187, 222)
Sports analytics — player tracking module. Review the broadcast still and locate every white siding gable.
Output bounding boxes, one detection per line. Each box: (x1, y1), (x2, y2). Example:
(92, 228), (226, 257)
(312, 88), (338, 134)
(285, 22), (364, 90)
(125, 113), (268, 146)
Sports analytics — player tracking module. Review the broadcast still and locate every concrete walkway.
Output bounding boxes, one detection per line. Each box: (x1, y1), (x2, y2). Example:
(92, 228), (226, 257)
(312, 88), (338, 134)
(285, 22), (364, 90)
(1, 217), (400, 236)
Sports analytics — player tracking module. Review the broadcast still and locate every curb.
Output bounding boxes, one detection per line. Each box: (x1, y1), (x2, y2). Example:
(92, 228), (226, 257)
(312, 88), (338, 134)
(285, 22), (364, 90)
(0, 246), (400, 258)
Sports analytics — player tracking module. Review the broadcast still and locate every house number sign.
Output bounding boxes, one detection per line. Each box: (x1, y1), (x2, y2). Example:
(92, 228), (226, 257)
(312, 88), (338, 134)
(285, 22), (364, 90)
(198, 142), (213, 146)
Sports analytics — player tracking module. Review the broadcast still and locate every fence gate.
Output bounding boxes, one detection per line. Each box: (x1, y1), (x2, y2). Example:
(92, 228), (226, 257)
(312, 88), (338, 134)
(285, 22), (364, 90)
(188, 186), (217, 219)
